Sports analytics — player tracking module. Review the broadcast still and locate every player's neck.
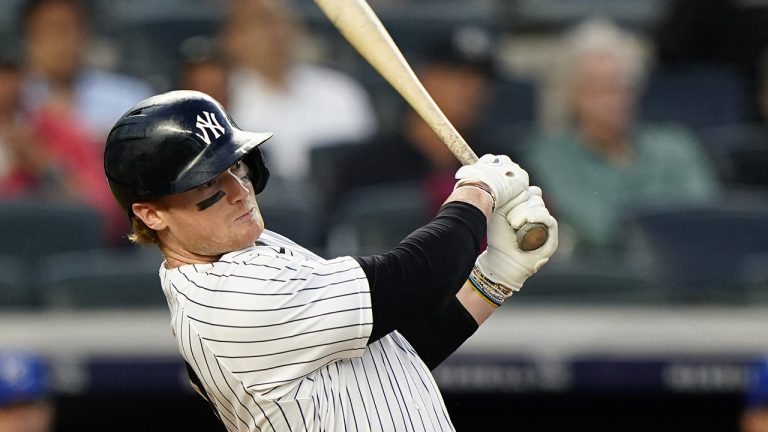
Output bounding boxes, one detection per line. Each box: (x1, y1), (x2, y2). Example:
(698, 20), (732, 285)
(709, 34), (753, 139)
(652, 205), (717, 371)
(161, 246), (222, 269)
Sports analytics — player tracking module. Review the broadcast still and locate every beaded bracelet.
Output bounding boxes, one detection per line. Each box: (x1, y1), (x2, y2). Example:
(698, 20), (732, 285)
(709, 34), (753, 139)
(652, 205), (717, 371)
(454, 179), (497, 212)
(467, 265), (517, 307)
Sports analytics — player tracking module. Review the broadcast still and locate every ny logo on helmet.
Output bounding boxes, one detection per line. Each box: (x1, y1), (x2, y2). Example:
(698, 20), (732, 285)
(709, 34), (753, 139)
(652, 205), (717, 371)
(195, 111), (226, 145)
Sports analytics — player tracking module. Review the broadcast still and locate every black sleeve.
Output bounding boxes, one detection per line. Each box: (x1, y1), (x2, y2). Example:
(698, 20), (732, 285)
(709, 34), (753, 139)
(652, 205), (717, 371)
(354, 201), (486, 343)
(397, 295), (479, 370)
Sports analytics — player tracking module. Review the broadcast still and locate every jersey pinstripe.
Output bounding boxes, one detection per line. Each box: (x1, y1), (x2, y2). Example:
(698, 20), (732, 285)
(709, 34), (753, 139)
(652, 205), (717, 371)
(160, 230), (456, 431)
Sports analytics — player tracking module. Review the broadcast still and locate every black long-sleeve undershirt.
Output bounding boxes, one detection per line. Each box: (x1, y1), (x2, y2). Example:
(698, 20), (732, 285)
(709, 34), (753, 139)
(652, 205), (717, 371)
(354, 201), (486, 357)
(396, 295), (479, 369)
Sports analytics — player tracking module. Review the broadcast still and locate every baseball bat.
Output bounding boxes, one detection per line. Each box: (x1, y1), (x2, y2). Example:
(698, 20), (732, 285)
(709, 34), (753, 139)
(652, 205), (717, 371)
(313, 0), (548, 251)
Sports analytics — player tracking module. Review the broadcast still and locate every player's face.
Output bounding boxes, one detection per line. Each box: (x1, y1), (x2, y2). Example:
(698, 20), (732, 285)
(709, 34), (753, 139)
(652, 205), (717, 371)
(157, 161), (265, 257)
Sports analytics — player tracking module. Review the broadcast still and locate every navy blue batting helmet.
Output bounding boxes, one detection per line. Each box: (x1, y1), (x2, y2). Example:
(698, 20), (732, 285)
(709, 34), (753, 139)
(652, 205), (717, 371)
(104, 90), (272, 214)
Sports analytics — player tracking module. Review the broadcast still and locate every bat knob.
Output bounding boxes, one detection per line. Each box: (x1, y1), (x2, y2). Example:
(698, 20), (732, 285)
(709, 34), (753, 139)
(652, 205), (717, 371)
(516, 222), (549, 251)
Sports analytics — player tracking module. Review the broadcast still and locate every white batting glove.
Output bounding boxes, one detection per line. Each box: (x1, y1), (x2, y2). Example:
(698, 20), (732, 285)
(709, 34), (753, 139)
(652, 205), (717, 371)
(472, 186), (559, 302)
(454, 154), (530, 210)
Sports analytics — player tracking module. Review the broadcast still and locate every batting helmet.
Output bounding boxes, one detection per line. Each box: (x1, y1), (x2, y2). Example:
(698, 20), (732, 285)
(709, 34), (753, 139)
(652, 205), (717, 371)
(104, 90), (272, 214)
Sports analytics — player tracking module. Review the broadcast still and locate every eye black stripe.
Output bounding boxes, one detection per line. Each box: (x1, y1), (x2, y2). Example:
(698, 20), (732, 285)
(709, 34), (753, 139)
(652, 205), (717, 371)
(197, 191), (226, 210)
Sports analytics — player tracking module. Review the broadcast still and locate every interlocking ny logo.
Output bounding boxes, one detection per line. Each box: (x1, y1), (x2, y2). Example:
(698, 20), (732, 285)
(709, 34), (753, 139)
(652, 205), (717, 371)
(195, 111), (225, 144)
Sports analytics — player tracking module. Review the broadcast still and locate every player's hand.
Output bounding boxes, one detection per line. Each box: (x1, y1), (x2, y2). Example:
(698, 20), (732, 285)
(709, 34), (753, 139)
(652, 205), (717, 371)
(454, 154), (529, 209)
(476, 186), (558, 293)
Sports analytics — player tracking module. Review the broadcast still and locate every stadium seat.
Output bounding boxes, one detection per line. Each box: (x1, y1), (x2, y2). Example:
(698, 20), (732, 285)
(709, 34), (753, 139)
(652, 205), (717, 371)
(475, 77), (538, 159)
(623, 199), (768, 303)
(257, 178), (325, 254)
(309, 142), (363, 212)
(737, 252), (768, 303)
(483, 77), (537, 130)
(698, 123), (768, 187)
(260, 202), (325, 255)
(639, 63), (749, 132)
(0, 254), (34, 308)
(0, 200), (106, 265)
(510, 0), (666, 28)
(513, 257), (666, 305)
(38, 248), (165, 309)
(326, 182), (428, 256)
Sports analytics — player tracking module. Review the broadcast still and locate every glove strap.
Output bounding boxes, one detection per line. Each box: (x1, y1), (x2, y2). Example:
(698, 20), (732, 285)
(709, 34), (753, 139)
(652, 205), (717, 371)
(454, 179), (497, 212)
(467, 265), (517, 307)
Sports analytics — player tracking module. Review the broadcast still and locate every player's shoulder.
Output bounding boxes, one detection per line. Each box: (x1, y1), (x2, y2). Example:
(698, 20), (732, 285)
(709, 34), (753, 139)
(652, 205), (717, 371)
(217, 242), (300, 270)
(253, 230), (320, 260)
(254, 230), (364, 271)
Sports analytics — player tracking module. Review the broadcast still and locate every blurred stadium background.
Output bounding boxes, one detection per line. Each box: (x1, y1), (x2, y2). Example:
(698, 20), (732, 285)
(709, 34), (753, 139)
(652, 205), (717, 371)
(1, 0), (768, 430)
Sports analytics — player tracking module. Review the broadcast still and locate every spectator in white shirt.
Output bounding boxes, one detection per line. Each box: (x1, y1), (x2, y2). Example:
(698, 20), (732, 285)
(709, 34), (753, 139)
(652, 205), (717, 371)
(219, 0), (378, 181)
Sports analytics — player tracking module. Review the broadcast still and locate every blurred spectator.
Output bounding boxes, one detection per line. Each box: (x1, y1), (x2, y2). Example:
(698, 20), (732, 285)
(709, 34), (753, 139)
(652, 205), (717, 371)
(20, 0), (153, 142)
(0, 47), (123, 244)
(177, 36), (229, 109)
(741, 359), (768, 432)
(0, 351), (53, 432)
(0, 53), (38, 196)
(337, 26), (496, 215)
(525, 19), (720, 257)
(219, 0), (377, 181)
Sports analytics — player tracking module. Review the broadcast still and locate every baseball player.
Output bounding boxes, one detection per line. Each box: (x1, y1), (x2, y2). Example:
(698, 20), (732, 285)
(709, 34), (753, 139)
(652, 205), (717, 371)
(103, 90), (558, 431)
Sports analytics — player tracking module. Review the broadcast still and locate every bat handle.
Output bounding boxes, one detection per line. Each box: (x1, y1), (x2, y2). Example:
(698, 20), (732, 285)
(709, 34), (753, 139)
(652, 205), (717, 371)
(516, 222), (549, 252)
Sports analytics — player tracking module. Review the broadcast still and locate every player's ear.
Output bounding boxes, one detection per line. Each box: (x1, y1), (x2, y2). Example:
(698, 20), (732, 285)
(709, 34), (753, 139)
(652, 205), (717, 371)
(132, 202), (167, 231)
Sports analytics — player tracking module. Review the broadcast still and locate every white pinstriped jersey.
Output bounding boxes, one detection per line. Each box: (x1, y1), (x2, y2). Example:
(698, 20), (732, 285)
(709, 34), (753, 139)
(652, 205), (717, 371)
(160, 230), (456, 432)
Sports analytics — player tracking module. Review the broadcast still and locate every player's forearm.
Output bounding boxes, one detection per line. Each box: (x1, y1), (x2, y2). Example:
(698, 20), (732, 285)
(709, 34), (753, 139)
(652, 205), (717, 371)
(455, 279), (496, 325)
(444, 185), (493, 220)
(355, 200), (487, 342)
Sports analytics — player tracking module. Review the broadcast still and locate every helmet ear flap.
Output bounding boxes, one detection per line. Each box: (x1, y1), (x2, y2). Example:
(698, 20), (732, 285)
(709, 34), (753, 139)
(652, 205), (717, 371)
(244, 149), (270, 194)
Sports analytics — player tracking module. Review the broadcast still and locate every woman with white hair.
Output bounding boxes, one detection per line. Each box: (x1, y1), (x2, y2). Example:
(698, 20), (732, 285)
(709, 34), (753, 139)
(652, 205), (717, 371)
(525, 19), (720, 256)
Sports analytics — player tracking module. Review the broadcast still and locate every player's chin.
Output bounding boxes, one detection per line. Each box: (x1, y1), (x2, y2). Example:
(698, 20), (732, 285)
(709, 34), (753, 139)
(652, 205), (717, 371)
(237, 219), (264, 248)
(227, 208), (263, 247)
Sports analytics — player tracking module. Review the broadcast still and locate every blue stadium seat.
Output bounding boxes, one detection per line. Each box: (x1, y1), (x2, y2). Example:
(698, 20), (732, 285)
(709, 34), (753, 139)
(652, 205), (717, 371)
(515, 257), (666, 305)
(623, 199), (768, 303)
(0, 254), (33, 308)
(309, 142), (363, 212)
(326, 182), (428, 256)
(737, 252), (768, 303)
(698, 123), (768, 186)
(474, 77), (538, 157)
(0, 200), (106, 265)
(639, 64), (749, 132)
(38, 248), (165, 309)
(257, 178), (325, 254)
(484, 77), (537, 127)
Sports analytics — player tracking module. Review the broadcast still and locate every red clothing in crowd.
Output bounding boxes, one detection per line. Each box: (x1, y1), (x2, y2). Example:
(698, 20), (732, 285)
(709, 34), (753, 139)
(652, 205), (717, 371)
(0, 107), (125, 243)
